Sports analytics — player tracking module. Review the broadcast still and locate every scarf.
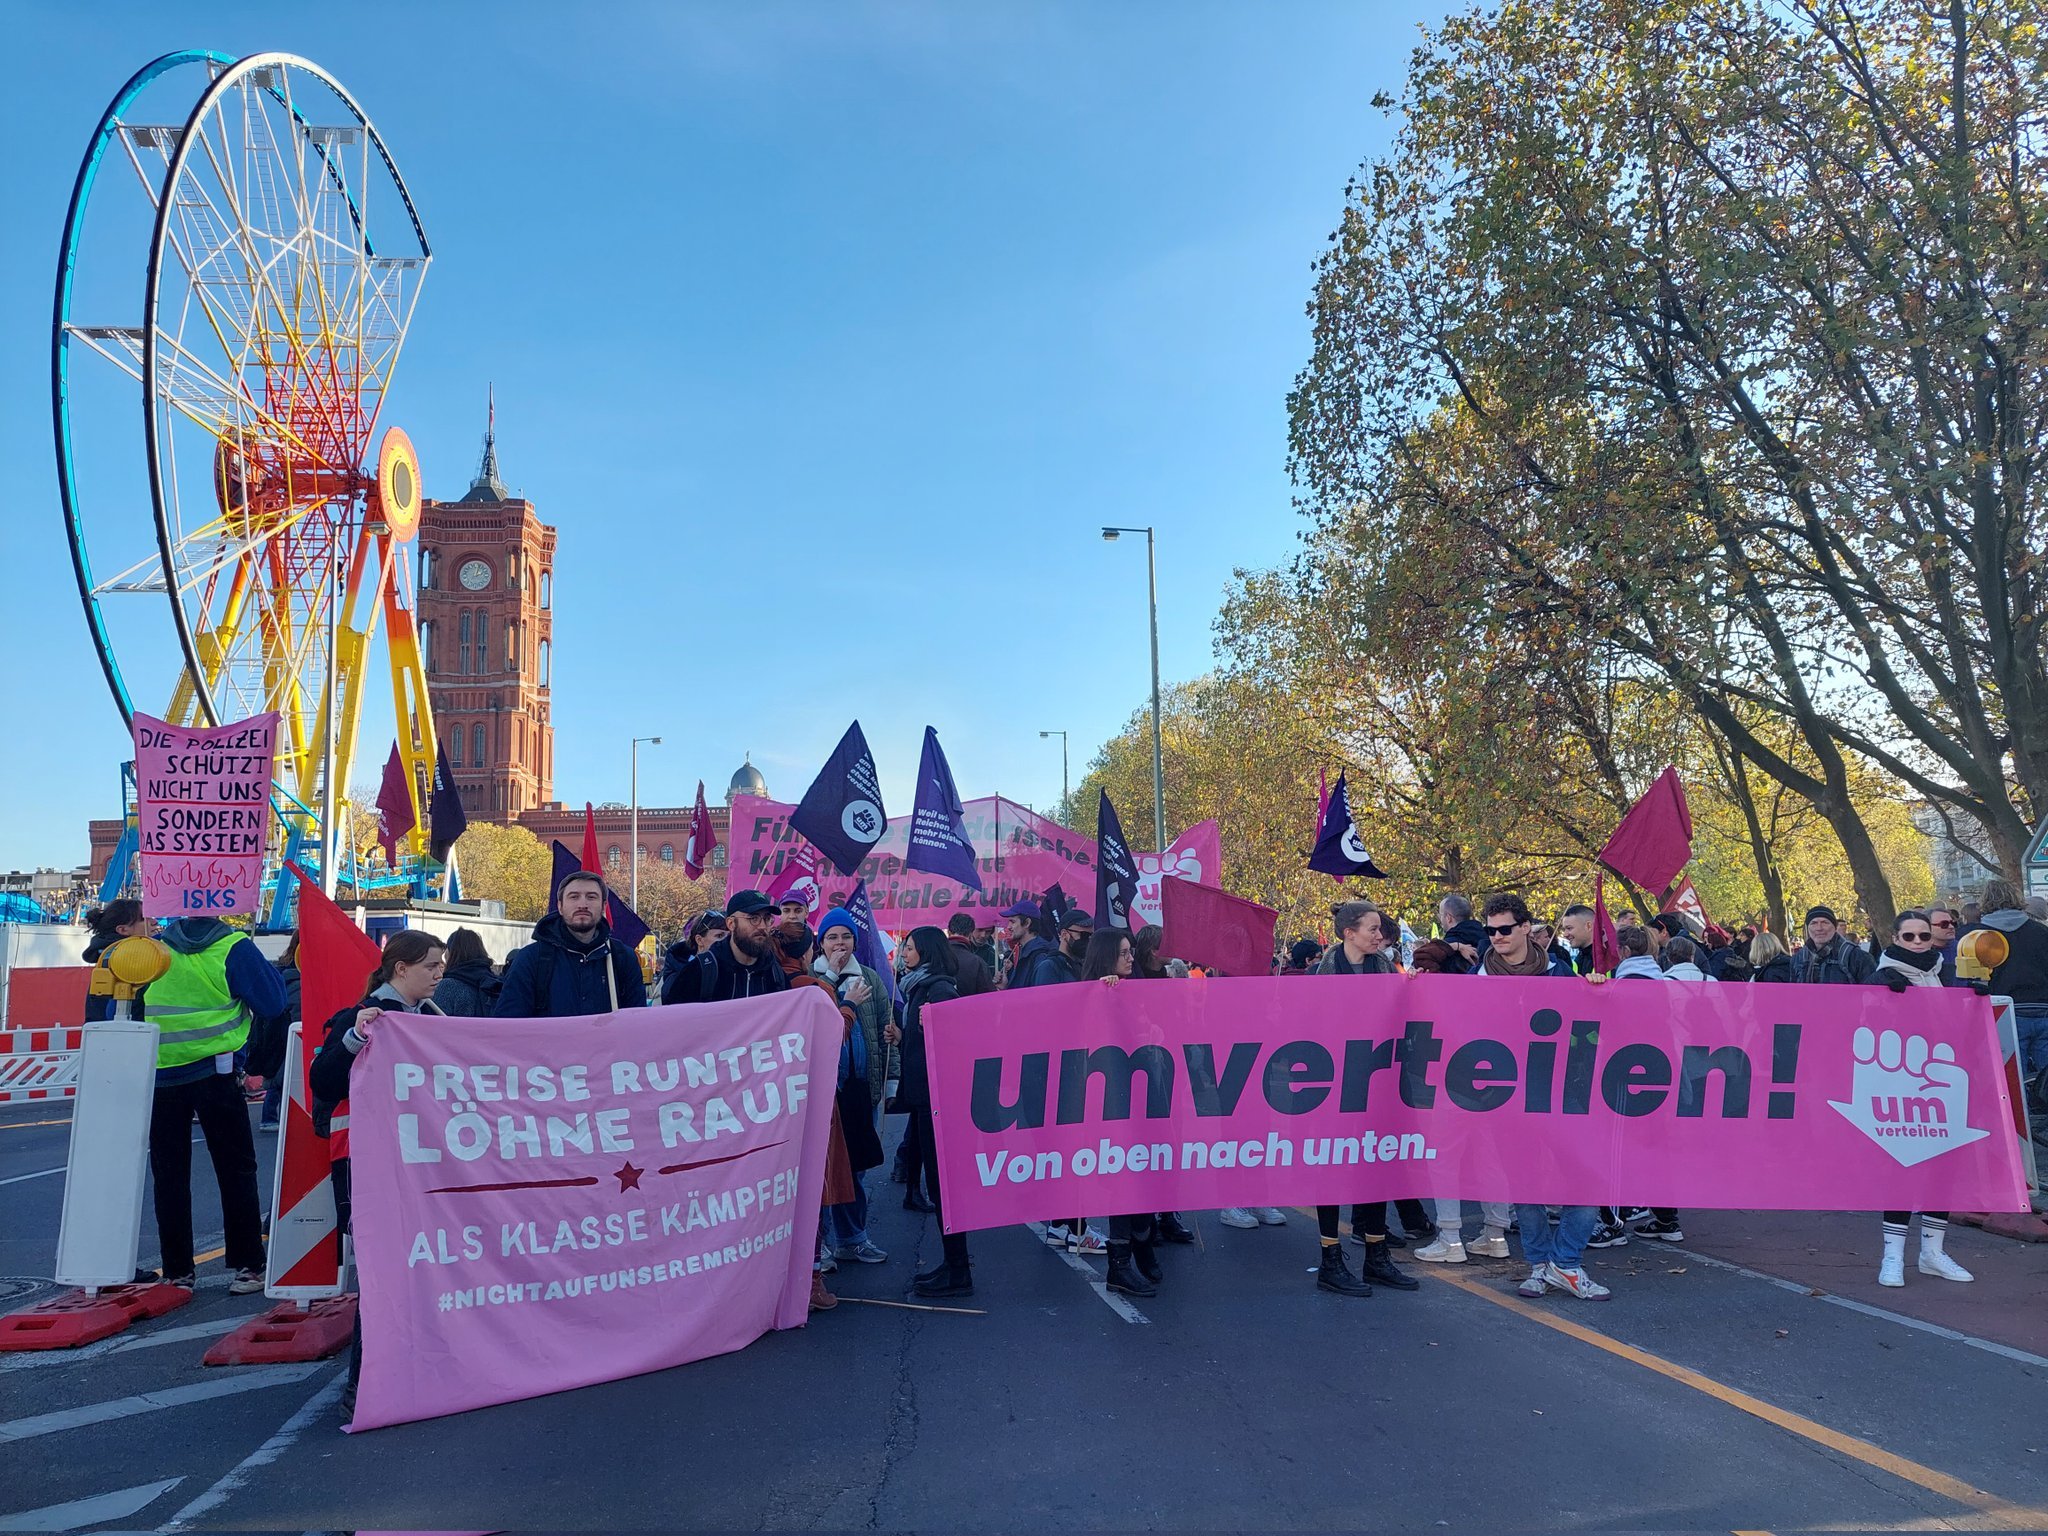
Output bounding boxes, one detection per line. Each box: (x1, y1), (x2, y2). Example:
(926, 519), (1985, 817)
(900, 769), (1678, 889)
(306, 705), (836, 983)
(1482, 944), (1551, 977)
(1879, 943), (1942, 974)
(813, 955), (869, 1082)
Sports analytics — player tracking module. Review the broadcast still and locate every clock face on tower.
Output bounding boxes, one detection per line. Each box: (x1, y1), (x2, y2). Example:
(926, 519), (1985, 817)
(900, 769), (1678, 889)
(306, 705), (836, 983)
(458, 558), (492, 591)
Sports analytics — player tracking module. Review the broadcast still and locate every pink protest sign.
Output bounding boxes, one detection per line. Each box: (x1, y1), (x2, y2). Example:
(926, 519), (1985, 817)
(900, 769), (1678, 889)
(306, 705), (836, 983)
(133, 710), (279, 918)
(345, 989), (842, 1431)
(728, 793), (1221, 932)
(922, 975), (2029, 1230)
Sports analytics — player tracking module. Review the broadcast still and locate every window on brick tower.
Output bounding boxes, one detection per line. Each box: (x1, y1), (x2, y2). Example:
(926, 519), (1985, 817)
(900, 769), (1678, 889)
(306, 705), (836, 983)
(541, 570), (551, 610)
(450, 722), (463, 766)
(459, 611), (471, 675)
(477, 612), (490, 673)
(539, 639), (551, 686)
(472, 722), (485, 767)
(419, 547), (434, 590)
(419, 620), (433, 671)
(508, 619), (519, 669)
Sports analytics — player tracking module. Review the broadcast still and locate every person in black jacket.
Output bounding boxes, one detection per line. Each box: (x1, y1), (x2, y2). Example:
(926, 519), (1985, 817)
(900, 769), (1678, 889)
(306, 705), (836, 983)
(663, 890), (790, 1004)
(1789, 906), (1877, 985)
(999, 900), (1075, 989)
(945, 914), (996, 996)
(432, 928), (501, 1016)
(306, 929), (447, 1420)
(889, 926), (969, 1297)
(81, 899), (152, 1022)
(1749, 929), (1794, 982)
(494, 872), (647, 1017)
(1979, 879), (2048, 1072)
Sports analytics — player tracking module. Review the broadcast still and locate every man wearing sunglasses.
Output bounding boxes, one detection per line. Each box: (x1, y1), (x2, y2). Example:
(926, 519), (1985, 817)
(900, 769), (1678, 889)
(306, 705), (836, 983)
(1473, 894), (1607, 1300)
(1925, 906), (1961, 983)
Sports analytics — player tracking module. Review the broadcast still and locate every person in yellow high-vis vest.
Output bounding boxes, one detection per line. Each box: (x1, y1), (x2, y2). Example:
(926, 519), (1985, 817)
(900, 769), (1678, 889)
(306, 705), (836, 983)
(143, 917), (286, 1290)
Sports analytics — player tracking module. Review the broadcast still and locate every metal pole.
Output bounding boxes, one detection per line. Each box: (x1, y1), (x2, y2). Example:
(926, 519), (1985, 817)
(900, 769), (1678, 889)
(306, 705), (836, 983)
(1145, 527), (1165, 852)
(1062, 734), (1070, 811)
(321, 544), (341, 898)
(630, 740), (639, 910)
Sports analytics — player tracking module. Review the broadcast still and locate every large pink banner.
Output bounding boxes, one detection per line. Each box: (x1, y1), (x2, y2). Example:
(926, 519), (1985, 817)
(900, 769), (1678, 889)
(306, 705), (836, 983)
(133, 710), (278, 918)
(346, 990), (841, 1430)
(728, 793), (1221, 931)
(923, 975), (2030, 1229)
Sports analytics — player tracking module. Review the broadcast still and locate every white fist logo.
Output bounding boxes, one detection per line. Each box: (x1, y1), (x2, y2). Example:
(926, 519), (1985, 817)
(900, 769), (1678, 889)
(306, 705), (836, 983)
(842, 800), (883, 844)
(1828, 1027), (1988, 1168)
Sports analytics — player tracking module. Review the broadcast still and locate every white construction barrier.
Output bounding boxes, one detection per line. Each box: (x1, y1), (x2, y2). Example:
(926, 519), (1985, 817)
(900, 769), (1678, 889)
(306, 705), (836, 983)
(53, 1019), (159, 1288)
(0, 1027), (84, 1102)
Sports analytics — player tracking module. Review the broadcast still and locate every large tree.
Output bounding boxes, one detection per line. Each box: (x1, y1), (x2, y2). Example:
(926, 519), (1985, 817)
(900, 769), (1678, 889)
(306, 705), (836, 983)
(1289, 0), (2048, 927)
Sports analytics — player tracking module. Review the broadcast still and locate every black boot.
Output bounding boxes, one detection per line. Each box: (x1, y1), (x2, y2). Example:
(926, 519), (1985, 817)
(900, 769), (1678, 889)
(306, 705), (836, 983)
(1358, 1239), (1419, 1291)
(1105, 1241), (1157, 1297)
(914, 1259), (953, 1284)
(1156, 1212), (1196, 1245)
(1316, 1244), (1372, 1297)
(913, 1265), (973, 1298)
(1133, 1238), (1163, 1285)
(903, 1190), (938, 1213)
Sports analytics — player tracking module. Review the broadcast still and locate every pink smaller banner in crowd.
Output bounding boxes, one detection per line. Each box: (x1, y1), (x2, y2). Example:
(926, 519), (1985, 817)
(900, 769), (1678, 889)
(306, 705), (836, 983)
(728, 793), (1221, 932)
(346, 990), (842, 1430)
(133, 710), (279, 918)
(922, 975), (2029, 1230)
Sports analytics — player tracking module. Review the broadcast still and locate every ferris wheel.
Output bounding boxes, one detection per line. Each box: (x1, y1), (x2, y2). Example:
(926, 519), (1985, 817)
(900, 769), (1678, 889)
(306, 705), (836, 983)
(54, 51), (439, 888)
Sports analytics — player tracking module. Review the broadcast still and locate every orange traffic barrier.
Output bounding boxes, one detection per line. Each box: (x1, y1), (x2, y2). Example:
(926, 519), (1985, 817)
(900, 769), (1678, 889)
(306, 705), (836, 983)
(202, 1295), (357, 1366)
(0, 1280), (190, 1351)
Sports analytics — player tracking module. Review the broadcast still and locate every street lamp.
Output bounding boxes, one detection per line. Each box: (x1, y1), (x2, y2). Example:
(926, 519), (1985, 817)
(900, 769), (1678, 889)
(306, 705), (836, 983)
(1039, 730), (1069, 815)
(1101, 526), (1165, 851)
(630, 735), (662, 909)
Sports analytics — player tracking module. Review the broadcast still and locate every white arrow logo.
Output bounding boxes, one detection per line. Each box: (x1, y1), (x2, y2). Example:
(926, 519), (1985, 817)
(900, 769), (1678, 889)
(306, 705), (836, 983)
(1828, 1026), (1989, 1168)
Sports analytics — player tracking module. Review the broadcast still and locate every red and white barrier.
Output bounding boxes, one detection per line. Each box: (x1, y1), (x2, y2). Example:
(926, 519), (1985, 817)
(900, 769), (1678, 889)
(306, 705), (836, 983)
(0, 1027), (84, 1102)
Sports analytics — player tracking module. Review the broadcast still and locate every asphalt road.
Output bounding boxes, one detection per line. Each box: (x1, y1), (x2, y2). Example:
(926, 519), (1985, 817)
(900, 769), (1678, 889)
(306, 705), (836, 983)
(5, 1096), (2047, 1533)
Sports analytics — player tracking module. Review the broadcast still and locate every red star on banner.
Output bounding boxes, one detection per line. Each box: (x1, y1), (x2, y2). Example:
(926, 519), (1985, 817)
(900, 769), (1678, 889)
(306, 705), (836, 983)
(614, 1162), (644, 1192)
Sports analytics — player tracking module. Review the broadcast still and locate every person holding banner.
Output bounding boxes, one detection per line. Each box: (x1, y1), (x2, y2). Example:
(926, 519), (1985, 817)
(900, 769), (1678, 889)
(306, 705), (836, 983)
(816, 908), (894, 1268)
(773, 924), (863, 1311)
(494, 871), (648, 1017)
(1078, 930), (1165, 1297)
(889, 927), (973, 1298)
(309, 929), (449, 1416)
(144, 916), (288, 1294)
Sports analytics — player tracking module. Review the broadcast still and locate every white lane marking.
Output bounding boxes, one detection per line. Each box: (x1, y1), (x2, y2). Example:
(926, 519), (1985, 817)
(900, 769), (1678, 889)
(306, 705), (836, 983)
(160, 1366), (346, 1532)
(0, 1166), (65, 1186)
(0, 1362), (322, 1443)
(1026, 1222), (1149, 1325)
(0, 1315), (244, 1373)
(1684, 1248), (2048, 1371)
(0, 1476), (184, 1531)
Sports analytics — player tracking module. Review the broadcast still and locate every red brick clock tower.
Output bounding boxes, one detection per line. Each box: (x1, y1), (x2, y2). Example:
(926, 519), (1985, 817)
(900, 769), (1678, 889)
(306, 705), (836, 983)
(417, 398), (555, 823)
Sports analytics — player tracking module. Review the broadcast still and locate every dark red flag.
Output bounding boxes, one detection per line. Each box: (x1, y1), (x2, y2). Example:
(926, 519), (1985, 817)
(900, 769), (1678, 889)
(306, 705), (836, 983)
(1598, 766), (1693, 896)
(684, 780), (718, 881)
(1592, 874), (1622, 976)
(1159, 877), (1279, 979)
(376, 744), (416, 867)
(580, 802), (602, 874)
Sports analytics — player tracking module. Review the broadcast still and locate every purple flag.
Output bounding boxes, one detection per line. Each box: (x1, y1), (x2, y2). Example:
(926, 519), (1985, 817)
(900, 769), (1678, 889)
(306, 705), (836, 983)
(846, 879), (902, 1008)
(790, 720), (888, 877)
(1095, 790), (1141, 932)
(1308, 771), (1388, 878)
(428, 741), (467, 862)
(904, 726), (982, 892)
(376, 745), (415, 867)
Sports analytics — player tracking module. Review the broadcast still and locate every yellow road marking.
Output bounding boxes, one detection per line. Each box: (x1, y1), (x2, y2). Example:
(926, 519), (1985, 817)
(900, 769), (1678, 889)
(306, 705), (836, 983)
(0, 1117), (73, 1131)
(1423, 1261), (2048, 1531)
(196, 1247), (226, 1266)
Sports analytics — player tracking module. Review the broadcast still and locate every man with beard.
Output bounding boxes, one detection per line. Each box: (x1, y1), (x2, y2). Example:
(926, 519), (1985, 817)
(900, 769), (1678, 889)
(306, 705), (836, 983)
(1001, 899), (1076, 989)
(662, 888), (791, 1004)
(495, 871), (648, 1016)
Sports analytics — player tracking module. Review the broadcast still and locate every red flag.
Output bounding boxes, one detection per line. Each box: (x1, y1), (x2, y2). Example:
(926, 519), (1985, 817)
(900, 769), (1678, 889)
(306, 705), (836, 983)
(581, 802), (602, 874)
(287, 862), (381, 1163)
(1159, 877), (1278, 978)
(1598, 766), (1693, 896)
(1667, 876), (1709, 930)
(684, 779), (718, 881)
(376, 744), (416, 867)
(1592, 874), (1622, 976)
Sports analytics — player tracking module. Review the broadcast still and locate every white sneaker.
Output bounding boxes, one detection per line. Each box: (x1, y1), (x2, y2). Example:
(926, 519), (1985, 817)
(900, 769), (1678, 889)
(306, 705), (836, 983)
(1412, 1235), (1467, 1264)
(1072, 1228), (1108, 1256)
(1254, 1208), (1289, 1226)
(1878, 1251), (1905, 1287)
(1544, 1263), (1610, 1300)
(1467, 1233), (1511, 1259)
(1517, 1267), (1550, 1297)
(227, 1269), (265, 1295)
(1918, 1249), (1974, 1282)
(1218, 1208), (1259, 1229)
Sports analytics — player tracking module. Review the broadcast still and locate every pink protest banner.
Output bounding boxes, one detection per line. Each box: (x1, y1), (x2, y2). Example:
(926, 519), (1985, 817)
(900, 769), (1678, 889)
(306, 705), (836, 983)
(345, 989), (842, 1431)
(728, 793), (1221, 931)
(133, 710), (279, 918)
(922, 975), (2030, 1230)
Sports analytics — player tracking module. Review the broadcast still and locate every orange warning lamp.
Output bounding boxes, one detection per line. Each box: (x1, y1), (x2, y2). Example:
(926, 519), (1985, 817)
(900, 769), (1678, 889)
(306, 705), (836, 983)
(1956, 927), (2009, 983)
(89, 935), (172, 1002)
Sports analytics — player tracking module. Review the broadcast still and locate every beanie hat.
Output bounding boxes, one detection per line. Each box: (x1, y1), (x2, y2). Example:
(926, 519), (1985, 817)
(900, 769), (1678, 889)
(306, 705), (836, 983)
(817, 907), (857, 942)
(1805, 905), (1838, 926)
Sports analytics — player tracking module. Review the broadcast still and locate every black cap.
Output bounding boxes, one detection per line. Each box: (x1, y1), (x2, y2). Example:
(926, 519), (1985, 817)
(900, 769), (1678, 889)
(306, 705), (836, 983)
(726, 889), (776, 916)
(1060, 909), (1095, 932)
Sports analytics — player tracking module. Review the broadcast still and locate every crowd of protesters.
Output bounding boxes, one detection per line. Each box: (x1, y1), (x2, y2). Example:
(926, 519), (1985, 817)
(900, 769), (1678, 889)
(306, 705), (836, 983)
(82, 859), (2048, 1416)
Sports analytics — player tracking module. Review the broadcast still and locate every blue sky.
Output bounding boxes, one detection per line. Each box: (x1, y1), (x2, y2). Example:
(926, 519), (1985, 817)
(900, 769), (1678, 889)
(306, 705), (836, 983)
(0, 1), (1445, 870)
